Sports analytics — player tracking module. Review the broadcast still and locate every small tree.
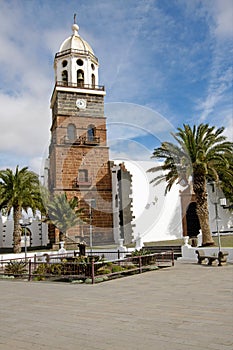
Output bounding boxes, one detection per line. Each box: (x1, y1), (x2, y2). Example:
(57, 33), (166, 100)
(0, 166), (42, 253)
(45, 193), (83, 241)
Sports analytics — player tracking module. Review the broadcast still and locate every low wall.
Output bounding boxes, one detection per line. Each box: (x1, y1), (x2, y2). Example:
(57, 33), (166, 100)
(0, 245), (133, 263)
(179, 244), (233, 262)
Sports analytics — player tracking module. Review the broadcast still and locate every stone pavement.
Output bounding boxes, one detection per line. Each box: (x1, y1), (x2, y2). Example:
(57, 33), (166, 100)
(0, 261), (232, 350)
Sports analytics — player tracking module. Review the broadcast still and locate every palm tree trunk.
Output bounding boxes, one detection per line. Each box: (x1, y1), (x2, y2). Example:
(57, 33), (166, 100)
(13, 205), (22, 253)
(195, 196), (214, 245)
(193, 167), (215, 246)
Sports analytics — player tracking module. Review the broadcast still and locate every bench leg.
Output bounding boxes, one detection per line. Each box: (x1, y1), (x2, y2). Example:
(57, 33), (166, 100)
(208, 258), (219, 266)
(218, 259), (226, 266)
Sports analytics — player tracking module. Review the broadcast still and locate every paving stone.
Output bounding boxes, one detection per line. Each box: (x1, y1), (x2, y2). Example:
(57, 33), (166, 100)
(0, 261), (232, 350)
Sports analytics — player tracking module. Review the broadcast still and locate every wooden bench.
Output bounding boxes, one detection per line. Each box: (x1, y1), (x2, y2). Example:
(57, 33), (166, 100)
(195, 250), (229, 266)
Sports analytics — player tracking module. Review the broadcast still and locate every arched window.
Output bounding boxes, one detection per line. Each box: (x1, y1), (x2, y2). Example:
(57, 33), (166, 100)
(91, 74), (95, 88)
(77, 69), (84, 87)
(87, 125), (95, 141)
(62, 60), (68, 67)
(62, 70), (68, 84)
(67, 124), (76, 142)
(78, 169), (88, 183)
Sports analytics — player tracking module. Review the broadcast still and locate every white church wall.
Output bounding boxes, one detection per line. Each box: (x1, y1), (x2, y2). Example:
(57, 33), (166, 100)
(207, 183), (233, 235)
(0, 218), (49, 250)
(122, 160), (232, 245)
(123, 161), (183, 244)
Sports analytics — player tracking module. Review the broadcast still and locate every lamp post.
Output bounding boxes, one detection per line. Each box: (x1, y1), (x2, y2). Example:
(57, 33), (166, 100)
(209, 182), (221, 252)
(86, 199), (96, 254)
(19, 218), (32, 261)
(214, 203), (221, 252)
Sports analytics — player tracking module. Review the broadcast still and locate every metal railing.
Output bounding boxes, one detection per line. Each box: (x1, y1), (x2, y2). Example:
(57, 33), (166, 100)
(61, 135), (100, 146)
(0, 251), (174, 284)
(73, 177), (92, 188)
(56, 81), (105, 91)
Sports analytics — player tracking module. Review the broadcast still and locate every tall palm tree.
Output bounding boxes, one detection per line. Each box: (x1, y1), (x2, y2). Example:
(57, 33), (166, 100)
(0, 166), (42, 253)
(214, 151), (233, 205)
(148, 124), (233, 246)
(46, 193), (83, 241)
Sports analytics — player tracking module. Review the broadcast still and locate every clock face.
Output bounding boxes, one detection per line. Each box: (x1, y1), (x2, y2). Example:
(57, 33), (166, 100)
(76, 99), (86, 109)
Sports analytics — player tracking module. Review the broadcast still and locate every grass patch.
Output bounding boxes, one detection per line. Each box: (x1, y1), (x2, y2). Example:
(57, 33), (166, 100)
(212, 235), (233, 247)
(144, 239), (184, 246)
(144, 235), (233, 247)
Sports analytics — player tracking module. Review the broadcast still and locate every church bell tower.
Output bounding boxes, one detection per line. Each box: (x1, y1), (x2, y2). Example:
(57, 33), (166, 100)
(48, 18), (114, 246)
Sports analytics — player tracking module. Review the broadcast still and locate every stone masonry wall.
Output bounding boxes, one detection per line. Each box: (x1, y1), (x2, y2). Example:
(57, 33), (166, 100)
(49, 90), (114, 245)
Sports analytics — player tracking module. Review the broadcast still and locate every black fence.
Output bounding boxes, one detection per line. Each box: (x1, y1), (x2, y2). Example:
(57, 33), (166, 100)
(0, 251), (174, 284)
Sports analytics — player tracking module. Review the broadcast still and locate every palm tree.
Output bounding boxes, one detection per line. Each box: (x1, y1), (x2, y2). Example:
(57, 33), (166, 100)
(148, 124), (233, 246)
(45, 193), (83, 242)
(215, 151), (233, 205)
(0, 166), (42, 253)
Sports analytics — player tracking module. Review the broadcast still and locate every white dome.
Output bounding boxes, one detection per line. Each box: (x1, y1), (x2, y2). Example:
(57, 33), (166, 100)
(59, 24), (94, 54)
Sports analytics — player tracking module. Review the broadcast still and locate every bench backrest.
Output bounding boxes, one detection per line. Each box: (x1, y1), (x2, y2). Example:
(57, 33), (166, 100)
(195, 250), (205, 257)
(218, 251), (229, 258)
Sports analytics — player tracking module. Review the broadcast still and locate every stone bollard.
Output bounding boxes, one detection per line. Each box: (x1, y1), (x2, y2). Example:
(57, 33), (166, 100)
(183, 236), (189, 246)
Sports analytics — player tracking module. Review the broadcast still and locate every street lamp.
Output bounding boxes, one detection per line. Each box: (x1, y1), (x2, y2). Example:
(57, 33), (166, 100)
(220, 197), (233, 210)
(19, 218), (32, 261)
(209, 182), (222, 252)
(86, 199), (96, 254)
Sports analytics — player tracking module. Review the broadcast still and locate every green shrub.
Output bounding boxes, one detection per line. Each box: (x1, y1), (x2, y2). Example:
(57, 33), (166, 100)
(85, 278), (92, 284)
(50, 263), (63, 275)
(96, 265), (111, 275)
(33, 262), (67, 278)
(33, 263), (52, 280)
(84, 276), (107, 284)
(125, 263), (137, 270)
(5, 261), (27, 277)
(131, 249), (150, 256)
(112, 265), (125, 273)
(94, 277), (104, 283)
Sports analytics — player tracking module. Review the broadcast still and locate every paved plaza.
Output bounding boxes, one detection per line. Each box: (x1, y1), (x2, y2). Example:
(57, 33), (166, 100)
(0, 261), (232, 350)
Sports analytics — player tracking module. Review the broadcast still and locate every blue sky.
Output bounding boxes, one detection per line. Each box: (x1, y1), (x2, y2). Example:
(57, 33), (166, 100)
(0, 0), (232, 174)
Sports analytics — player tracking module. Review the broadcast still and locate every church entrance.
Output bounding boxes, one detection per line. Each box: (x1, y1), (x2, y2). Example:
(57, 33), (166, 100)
(186, 202), (200, 246)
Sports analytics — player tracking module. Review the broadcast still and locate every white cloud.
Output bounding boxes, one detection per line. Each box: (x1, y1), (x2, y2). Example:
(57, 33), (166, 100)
(193, 0), (233, 123)
(0, 93), (50, 156)
(214, 0), (233, 38)
(106, 102), (175, 141)
(109, 139), (152, 162)
(223, 114), (233, 141)
(29, 156), (45, 177)
(0, 0), (231, 173)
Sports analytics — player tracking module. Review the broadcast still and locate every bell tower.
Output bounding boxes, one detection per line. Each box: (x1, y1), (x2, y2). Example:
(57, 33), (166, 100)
(48, 18), (114, 246)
